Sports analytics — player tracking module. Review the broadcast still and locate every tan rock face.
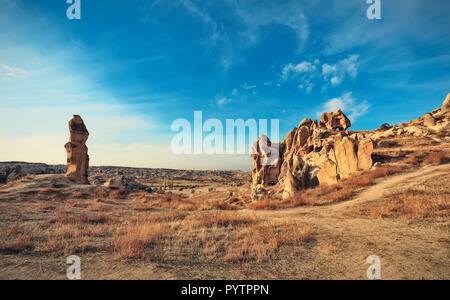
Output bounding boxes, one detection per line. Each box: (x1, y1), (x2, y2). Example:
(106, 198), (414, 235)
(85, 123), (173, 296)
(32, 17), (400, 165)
(251, 135), (280, 187)
(320, 109), (351, 131)
(250, 109), (374, 199)
(317, 159), (338, 185)
(282, 171), (298, 200)
(65, 115), (89, 184)
(357, 138), (374, 171)
(442, 93), (450, 113)
(334, 136), (358, 179)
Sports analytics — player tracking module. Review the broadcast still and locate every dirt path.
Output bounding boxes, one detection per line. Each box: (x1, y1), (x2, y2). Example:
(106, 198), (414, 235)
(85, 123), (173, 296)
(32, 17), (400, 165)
(331, 163), (450, 211)
(248, 164), (450, 279)
(252, 164), (450, 217)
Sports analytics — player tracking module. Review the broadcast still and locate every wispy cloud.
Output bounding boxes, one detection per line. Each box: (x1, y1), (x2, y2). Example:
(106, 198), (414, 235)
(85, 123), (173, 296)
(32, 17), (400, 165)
(241, 83), (256, 90)
(317, 92), (370, 122)
(280, 55), (358, 93)
(0, 62), (31, 78)
(167, 0), (309, 70)
(216, 96), (232, 107)
(322, 55), (359, 87)
(281, 62), (316, 81)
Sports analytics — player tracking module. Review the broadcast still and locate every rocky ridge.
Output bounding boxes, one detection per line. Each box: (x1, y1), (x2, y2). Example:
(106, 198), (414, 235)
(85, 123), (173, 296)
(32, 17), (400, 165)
(251, 93), (450, 200)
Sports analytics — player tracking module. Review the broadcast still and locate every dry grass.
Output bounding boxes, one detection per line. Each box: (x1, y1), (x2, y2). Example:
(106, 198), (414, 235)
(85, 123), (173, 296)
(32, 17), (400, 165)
(87, 200), (111, 212)
(423, 151), (450, 165)
(129, 192), (236, 211)
(404, 151), (450, 166)
(248, 164), (408, 209)
(366, 189), (449, 219)
(197, 211), (258, 227)
(0, 233), (33, 253)
(349, 173), (450, 220)
(50, 208), (111, 225)
(223, 221), (315, 263)
(111, 217), (169, 259)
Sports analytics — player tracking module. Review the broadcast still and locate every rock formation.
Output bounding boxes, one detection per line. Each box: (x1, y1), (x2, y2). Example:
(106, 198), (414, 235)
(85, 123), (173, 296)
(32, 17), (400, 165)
(64, 115), (89, 184)
(251, 110), (374, 199)
(0, 165), (23, 184)
(368, 94), (450, 141)
(103, 175), (149, 192)
(6, 165), (22, 183)
(442, 93), (450, 113)
(251, 135), (281, 187)
(320, 109), (351, 131)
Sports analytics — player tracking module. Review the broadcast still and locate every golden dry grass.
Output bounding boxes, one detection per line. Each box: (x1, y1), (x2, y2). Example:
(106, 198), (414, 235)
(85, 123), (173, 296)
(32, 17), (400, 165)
(111, 217), (169, 259)
(197, 211), (258, 227)
(349, 173), (450, 220)
(423, 151), (450, 165)
(248, 164), (408, 210)
(0, 163), (448, 279)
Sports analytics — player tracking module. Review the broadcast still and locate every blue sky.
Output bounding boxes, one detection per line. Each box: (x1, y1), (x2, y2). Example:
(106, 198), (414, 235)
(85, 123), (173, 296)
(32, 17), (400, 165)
(0, 0), (449, 170)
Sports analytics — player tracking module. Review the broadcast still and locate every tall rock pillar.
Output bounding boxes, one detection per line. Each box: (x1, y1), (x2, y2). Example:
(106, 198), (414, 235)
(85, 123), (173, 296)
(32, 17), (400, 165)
(64, 115), (89, 184)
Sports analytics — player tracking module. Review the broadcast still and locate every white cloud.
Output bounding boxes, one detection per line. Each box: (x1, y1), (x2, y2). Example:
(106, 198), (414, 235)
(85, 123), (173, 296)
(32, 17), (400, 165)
(281, 55), (359, 93)
(231, 88), (239, 96)
(241, 83), (256, 90)
(216, 96), (231, 107)
(281, 62), (316, 81)
(318, 92), (370, 122)
(0, 62), (31, 78)
(322, 55), (359, 87)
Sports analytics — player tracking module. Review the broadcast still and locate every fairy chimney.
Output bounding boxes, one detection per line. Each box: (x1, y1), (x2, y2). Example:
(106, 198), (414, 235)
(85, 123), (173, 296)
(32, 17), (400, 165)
(64, 115), (89, 184)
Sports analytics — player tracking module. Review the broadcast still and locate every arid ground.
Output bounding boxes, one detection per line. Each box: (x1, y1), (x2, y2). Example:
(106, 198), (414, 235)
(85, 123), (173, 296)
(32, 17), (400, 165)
(0, 129), (449, 279)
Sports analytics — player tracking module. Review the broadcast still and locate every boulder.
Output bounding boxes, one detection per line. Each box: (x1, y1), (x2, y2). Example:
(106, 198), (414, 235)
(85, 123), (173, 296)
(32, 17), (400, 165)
(320, 109), (351, 131)
(64, 115), (90, 184)
(104, 175), (147, 192)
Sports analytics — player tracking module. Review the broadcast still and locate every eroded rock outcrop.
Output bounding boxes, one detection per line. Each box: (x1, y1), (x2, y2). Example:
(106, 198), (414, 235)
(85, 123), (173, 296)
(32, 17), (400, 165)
(442, 93), (450, 113)
(251, 110), (374, 198)
(320, 109), (351, 131)
(65, 115), (89, 184)
(6, 165), (22, 183)
(0, 165), (23, 184)
(251, 135), (281, 187)
(368, 94), (450, 141)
